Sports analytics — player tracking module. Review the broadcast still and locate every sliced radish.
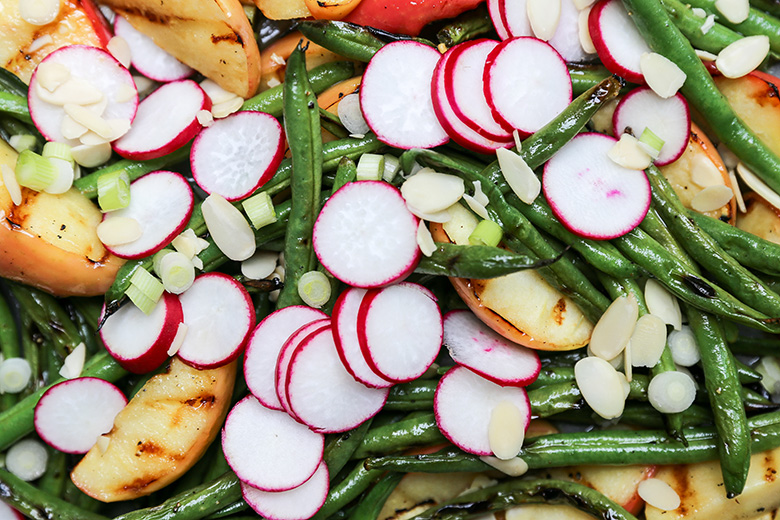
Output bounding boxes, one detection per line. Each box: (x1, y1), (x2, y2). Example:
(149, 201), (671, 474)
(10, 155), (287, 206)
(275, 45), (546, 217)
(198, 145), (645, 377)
(357, 282), (442, 383)
(432, 47), (514, 154)
(99, 292), (183, 374)
(443, 309), (541, 386)
(488, 0), (511, 39)
(0, 500), (24, 520)
(313, 181), (420, 288)
(34, 377), (127, 454)
(101, 170), (194, 259)
(113, 15), (194, 82)
(484, 37), (572, 136)
(191, 111), (285, 201)
(588, 0), (651, 84)
(244, 306), (329, 411)
(360, 40), (449, 149)
(434, 365), (531, 456)
(241, 461), (329, 520)
(176, 273), (255, 369)
(28, 45), (137, 145)
(332, 287), (394, 389)
(612, 86), (691, 166)
(113, 79), (210, 160)
(222, 395), (324, 492)
(286, 325), (389, 433)
(543, 132), (651, 239)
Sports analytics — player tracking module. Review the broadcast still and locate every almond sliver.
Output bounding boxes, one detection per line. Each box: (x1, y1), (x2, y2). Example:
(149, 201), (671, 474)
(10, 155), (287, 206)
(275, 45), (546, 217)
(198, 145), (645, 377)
(716, 35), (770, 78)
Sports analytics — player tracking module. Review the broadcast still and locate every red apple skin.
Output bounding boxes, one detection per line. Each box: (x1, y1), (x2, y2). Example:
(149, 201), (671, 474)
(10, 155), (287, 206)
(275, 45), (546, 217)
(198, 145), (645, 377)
(79, 0), (114, 46)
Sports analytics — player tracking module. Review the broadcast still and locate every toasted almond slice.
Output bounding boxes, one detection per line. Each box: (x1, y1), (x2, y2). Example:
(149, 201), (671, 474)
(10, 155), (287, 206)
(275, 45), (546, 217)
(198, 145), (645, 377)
(79, 131), (111, 146)
(715, 0), (749, 24)
(36, 61), (71, 93)
(167, 323), (189, 356)
(35, 77), (104, 107)
(1, 164), (22, 206)
(416, 221), (436, 257)
(716, 35), (770, 78)
(608, 134), (653, 170)
(527, 0), (561, 41)
(589, 294), (638, 361)
(645, 279), (682, 330)
(241, 251), (278, 280)
(71, 143), (112, 168)
(695, 48), (718, 61)
(64, 104), (114, 139)
(488, 400), (526, 460)
(19, 0), (60, 25)
(107, 36), (132, 69)
(496, 148), (541, 204)
(200, 79), (238, 105)
(115, 83), (138, 104)
(202, 193), (256, 261)
(630, 314), (667, 368)
(61, 115), (88, 140)
(690, 184), (734, 212)
(578, 7), (597, 54)
(638, 478), (681, 511)
(211, 97), (244, 119)
(106, 119), (132, 141)
(97, 217), (143, 246)
(59, 343), (86, 379)
(729, 169), (747, 212)
(690, 153), (723, 187)
(462, 193), (489, 220)
(640, 52), (687, 98)
(402, 169), (465, 214)
(736, 161), (780, 211)
(574, 357), (626, 420)
(479, 455), (528, 477)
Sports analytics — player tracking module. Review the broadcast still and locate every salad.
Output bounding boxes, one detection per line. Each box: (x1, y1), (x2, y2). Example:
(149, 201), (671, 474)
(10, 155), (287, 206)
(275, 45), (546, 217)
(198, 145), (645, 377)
(2, 0), (780, 518)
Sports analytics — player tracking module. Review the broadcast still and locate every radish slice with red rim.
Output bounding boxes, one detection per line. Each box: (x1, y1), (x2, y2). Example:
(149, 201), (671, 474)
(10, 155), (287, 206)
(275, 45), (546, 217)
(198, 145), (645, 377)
(0, 501), (24, 520)
(114, 15), (193, 82)
(443, 309), (541, 387)
(313, 181), (420, 288)
(488, 0), (510, 39)
(588, 0), (651, 84)
(434, 365), (531, 456)
(484, 37), (572, 136)
(360, 40), (449, 149)
(332, 287), (394, 389)
(543, 132), (651, 239)
(34, 377), (127, 454)
(101, 170), (194, 259)
(176, 273), (255, 369)
(28, 45), (138, 145)
(612, 87), (691, 166)
(191, 111), (285, 201)
(357, 282), (442, 383)
(113, 79), (211, 160)
(99, 292), (183, 374)
(241, 461), (329, 520)
(244, 306), (329, 411)
(286, 325), (389, 433)
(222, 395), (324, 492)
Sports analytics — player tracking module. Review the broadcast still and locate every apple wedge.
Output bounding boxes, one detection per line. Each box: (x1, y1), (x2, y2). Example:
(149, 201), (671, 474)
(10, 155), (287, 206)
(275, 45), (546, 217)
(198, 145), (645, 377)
(98, 0), (261, 98)
(71, 357), (237, 502)
(430, 204), (592, 351)
(254, 0), (312, 19)
(0, 140), (124, 297)
(737, 193), (780, 244)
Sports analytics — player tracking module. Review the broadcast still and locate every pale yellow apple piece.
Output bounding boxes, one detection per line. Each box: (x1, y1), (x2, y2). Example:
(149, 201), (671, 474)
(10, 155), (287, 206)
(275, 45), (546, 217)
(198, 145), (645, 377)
(254, 0), (312, 19)
(737, 193), (780, 245)
(71, 358), (237, 502)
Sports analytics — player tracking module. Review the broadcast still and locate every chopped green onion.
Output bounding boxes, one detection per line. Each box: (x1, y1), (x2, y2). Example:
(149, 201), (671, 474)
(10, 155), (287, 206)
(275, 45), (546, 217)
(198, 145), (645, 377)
(153, 248), (175, 276)
(468, 219), (503, 247)
(8, 134), (37, 153)
(382, 154), (401, 183)
(297, 270), (331, 309)
(242, 3), (257, 23)
(14, 149), (57, 191)
(97, 168), (131, 212)
(6, 439), (47, 481)
(357, 153), (385, 181)
(638, 127), (665, 159)
(126, 268), (164, 314)
(42, 141), (73, 164)
(0, 358), (32, 393)
(159, 251), (196, 294)
(242, 191), (277, 229)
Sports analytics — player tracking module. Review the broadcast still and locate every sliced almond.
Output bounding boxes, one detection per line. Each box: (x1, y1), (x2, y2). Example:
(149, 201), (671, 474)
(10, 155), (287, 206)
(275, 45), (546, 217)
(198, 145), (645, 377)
(715, 0), (749, 24)
(197, 109), (215, 127)
(496, 148), (541, 204)
(416, 221), (436, 257)
(401, 169), (465, 214)
(630, 314), (667, 368)
(61, 115), (88, 140)
(79, 131), (111, 146)
(28, 34), (54, 53)
(638, 478), (681, 511)
(572, 0), (596, 9)
(527, 0), (561, 41)
(200, 79), (238, 105)
(107, 36), (132, 69)
(172, 228), (210, 258)
(1, 164), (23, 206)
(97, 217), (143, 246)
(96, 435), (111, 455)
(608, 133), (653, 170)
(35, 77), (104, 106)
(690, 154), (723, 187)
(241, 251), (278, 280)
(701, 14), (716, 34)
(462, 193), (489, 220)
(716, 35), (770, 78)
(690, 184), (734, 212)
(133, 74), (156, 97)
(115, 83), (137, 104)
(71, 143), (112, 168)
(106, 119), (132, 141)
(645, 279), (682, 330)
(695, 48), (718, 61)
(479, 455), (529, 477)
(640, 52), (687, 99)
(472, 180), (489, 207)
(36, 61), (70, 92)
(735, 161), (780, 211)
(488, 400), (526, 460)
(729, 169), (746, 213)
(19, 0), (60, 25)
(589, 294), (638, 361)
(211, 97), (244, 119)
(202, 193), (256, 261)
(64, 104), (114, 139)
(574, 357), (626, 420)
(167, 323), (188, 356)
(578, 7), (597, 54)
(691, 7), (707, 17)
(407, 204), (452, 223)
(59, 343), (86, 379)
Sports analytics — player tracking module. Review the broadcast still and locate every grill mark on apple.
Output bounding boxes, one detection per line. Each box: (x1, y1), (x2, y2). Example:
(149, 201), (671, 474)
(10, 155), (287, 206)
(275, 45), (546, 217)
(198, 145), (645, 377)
(122, 475), (159, 493)
(211, 32), (244, 47)
(552, 298), (567, 325)
(115, 7), (192, 25)
(669, 465), (691, 516)
(765, 451), (777, 483)
(751, 80), (780, 108)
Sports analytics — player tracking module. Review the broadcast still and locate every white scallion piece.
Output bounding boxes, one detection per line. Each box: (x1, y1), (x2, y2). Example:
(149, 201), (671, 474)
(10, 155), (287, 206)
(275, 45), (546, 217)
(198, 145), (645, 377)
(159, 251), (196, 294)
(19, 0), (60, 25)
(6, 439), (48, 481)
(496, 148), (540, 204)
(241, 250), (278, 280)
(629, 314), (667, 368)
(337, 93), (370, 135)
(716, 35), (770, 78)
(0, 358), (32, 393)
(645, 279), (682, 330)
(668, 326), (701, 367)
(401, 169), (465, 214)
(59, 342), (86, 379)
(608, 133), (653, 170)
(297, 271), (331, 309)
(356, 153), (385, 181)
(43, 157), (75, 195)
(126, 268), (164, 315)
(574, 357), (627, 420)
(588, 294), (638, 361)
(488, 400), (526, 460)
(638, 478), (681, 511)
(715, 0), (749, 24)
(382, 154), (401, 183)
(736, 161), (780, 211)
(527, 0), (561, 41)
(8, 135), (37, 153)
(690, 185), (734, 212)
(479, 455), (528, 477)
(416, 221), (437, 257)
(648, 371), (696, 413)
(202, 193), (256, 261)
(640, 52), (687, 98)
(96, 217), (143, 247)
(242, 192), (277, 230)
(15, 150), (57, 191)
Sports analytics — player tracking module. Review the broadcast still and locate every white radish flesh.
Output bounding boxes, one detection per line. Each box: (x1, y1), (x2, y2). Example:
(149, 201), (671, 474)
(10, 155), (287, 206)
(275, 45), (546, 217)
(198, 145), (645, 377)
(113, 79), (210, 160)
(222, 395), (324, 492)
(488, 0), (511, 40)
(244, 306), (329, 410)
(191, 111), (285, 201)
(176, 273), (255, 369)
(443, 310), (540, 386)
(543, 132), (651, 239)
(360, 41), (449, 149)
(113, 15), (194, 82)
(358, 283), (442, 383)
(434, 365), (530, 456)
(313, 181), (420, 288)
(99, 292), (183, 374)
(101, 170), (194, 259)
(34, 378), (127, 454)
(241, 461), (329, 520)
(588, 0), (652, 84)
(285, 326), (389, 433)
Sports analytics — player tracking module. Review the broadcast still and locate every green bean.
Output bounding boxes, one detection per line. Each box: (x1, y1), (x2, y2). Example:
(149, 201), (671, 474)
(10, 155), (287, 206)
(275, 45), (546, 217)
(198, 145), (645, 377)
(752, 0), (780, 17)
(0, 91), (31, 124)
(684, 0), (780, 54)
(384, 380), (437, 411)
(347, 472), (404, 520)
(352, 413), (446, 459)
(0, 68), (27, 97)
(204, 501), (250, 519)
(729, 335), (780, 355)
(20, 313), (40, 394)
(735, 359), (764, 384)
(436, 4), (494, 46)
(0, 290), (19, 410)
(310, 462), (383, 520)
(323, 419), (373, 480)
(639, 206), (698, 272)
(10, 284), (83, 358)
(660, 0), (746, 54)
(415, 242), (565, 279)
(299, 20), (386, 62)
(528, 381), (583, 418)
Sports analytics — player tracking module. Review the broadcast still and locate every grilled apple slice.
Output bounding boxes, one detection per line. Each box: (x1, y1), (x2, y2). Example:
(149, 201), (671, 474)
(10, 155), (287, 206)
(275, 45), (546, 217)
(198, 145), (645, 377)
(99, 0), (261, 98)
(737, 192), (780, 244)
(254, 0), (312, 19)
(71, 358), (237, 502)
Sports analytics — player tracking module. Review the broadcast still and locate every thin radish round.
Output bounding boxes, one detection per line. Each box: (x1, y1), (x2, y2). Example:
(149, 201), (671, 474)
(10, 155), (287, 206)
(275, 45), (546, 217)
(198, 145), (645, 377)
(28, 45), (138, 145)
(588, 0), (651, 84)
(488, 0), (511, 40)
(286, 325), (389, 433)
(332, 287), (394, 389)
(434, 365), (531, 456)
(244, 306), (329, 411)
(0, 500), (24, 520)
(313, 181), (420, 288)
(191, 111), (285, 201)
(176, 273), (255, 369)
(484, 37), (572, 136)
(113, 79), (210, 160)
(612, 86), (691, 166)
(241, 461), (329, 520)
(222, 395), (324, 492)
(443, 309), (541, 386)
(101, 170), (193, 259)
(543, 132), (651, 239)
(113, 15), (193, 82)
(99, 292), (183, 374)
(357, 282), (442, 383)
(34, 377), (127, 454)
(360, 41), (449, 149)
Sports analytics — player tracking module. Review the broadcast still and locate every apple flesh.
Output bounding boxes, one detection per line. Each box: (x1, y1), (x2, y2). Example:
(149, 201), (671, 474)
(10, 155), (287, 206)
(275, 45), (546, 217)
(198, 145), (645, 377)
(737, 192), (780, 244)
